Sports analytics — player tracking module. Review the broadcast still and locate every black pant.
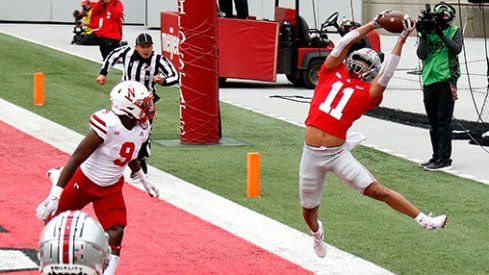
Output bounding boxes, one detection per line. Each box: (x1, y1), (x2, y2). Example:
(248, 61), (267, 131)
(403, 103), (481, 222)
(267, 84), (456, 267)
(79, 33), (100, 46)
(99, 38), (121, 60)
(219, 0), (248, 19)
(423, 81), (455, 163)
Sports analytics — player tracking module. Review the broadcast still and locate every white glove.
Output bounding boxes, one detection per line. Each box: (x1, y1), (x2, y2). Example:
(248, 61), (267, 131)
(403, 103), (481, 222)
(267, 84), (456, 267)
(398, 15), (415, 43)
(36, 186), (63, 220)
(134, 170), (160, 198)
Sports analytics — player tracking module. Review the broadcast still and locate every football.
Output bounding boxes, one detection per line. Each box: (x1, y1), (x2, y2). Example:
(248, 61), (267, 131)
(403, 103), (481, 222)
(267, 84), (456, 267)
(377, 11), (413, 33)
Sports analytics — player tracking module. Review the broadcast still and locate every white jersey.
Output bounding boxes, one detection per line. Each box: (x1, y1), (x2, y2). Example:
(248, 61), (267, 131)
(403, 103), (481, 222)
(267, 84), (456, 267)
(80, 109), (151, 187)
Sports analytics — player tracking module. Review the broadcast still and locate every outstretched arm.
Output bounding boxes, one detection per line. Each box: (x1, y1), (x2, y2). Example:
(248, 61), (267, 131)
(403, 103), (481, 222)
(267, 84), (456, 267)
(370, 16), (415, 98)
(324, 11), (389, 69)
(324, 23), (376, 69)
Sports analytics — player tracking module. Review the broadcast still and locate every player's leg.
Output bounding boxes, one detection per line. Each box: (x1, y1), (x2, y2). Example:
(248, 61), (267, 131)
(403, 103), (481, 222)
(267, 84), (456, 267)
(93, 188), (127, 275)
(299, 145), (328, 257)
(53, 169), (97, 217)
(333, 150), (447, 230)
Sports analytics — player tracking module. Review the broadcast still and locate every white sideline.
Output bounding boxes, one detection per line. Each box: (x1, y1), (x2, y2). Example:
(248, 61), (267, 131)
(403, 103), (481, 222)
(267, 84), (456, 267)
(0, 99), (394, 274)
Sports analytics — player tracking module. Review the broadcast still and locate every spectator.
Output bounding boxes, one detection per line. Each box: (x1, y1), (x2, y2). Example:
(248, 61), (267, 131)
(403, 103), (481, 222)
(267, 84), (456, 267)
(416, 1), (463, 171)
(218, 0), (248, 19)
(299, 13), (447, 258)
(91, 0), (124, 59)
(36, 81), (160, 275)
(96, 33), (179, 177)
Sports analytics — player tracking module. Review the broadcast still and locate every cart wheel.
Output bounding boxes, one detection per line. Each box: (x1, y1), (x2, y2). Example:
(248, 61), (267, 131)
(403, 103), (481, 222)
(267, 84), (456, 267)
(302, 60), (323, 89)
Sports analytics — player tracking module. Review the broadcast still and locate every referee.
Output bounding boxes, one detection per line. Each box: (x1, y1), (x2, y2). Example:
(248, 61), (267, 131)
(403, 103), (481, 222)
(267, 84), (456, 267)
(96, 33), (178, 176)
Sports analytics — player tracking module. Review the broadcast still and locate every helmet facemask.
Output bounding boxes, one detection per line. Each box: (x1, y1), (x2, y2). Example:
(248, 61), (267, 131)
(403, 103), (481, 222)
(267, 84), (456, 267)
(134, 95), (155, 123)
(345, 48), (381, 82)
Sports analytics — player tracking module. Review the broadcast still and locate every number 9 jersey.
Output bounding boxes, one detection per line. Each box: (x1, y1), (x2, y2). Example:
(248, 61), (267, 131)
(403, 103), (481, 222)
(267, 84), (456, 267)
(305, 63), (382, 140)
(80, 109), (152, 187)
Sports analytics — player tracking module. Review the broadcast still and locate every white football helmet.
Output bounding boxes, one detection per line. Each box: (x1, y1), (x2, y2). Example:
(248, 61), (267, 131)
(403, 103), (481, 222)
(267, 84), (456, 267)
(38, 210), (111, 275)
(110, 81), (155, 122)
(345, 48), (382, 82)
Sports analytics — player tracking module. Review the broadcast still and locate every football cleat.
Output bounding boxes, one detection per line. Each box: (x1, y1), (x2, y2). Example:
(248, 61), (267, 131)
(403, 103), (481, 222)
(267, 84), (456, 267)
(420, 213), (447, 230)
(312, 220), (327, 258)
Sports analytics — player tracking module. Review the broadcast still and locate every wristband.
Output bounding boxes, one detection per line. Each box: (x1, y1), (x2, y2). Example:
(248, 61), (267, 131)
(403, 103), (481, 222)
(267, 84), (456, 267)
(134, 169), (147, 181)
(50, 186), (64, 199)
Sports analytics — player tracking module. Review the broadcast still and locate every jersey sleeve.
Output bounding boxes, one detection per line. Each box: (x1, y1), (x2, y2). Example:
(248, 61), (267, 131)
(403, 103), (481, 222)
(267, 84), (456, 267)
(88, 109), (113, 141)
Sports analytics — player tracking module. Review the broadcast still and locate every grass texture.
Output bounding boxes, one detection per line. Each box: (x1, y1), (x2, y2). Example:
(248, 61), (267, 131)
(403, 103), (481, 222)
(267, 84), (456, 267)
(1, 32), (488, 275)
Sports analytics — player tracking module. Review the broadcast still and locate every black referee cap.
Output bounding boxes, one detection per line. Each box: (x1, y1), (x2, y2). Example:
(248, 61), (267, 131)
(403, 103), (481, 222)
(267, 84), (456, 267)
(136, 33), (153, 45)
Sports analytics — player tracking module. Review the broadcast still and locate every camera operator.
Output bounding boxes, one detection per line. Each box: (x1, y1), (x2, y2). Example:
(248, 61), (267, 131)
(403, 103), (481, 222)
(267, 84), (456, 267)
(416, 1), (463, 171)
(72, 0), (99, 46)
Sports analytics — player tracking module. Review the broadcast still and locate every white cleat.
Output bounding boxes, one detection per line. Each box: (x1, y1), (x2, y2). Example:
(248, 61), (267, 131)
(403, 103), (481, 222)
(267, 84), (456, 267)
(312, 220), (327, 258)
(46, 167), (62, 186)
(421, 213), (448, 230)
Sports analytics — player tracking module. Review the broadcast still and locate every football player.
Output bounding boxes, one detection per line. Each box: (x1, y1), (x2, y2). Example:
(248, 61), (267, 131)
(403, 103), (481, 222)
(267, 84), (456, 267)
(36, 81), (160, 274)
(299, 11), (447, 258)
(38, 210), (110, 275)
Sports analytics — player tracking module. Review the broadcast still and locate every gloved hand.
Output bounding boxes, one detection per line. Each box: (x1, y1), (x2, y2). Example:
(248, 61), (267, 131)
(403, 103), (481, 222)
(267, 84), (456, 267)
(371, 10), (392, 29)
(134, 169), (160, 198)
(398, 15), (415, 44)
(36, 186), (63, 220)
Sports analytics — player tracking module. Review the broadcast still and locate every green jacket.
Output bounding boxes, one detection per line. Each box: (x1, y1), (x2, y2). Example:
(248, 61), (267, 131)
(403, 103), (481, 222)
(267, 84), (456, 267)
(421, 25), (460, 85)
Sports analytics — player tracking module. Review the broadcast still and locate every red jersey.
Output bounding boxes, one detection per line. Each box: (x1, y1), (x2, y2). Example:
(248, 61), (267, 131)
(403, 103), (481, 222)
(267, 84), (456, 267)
(92, 0), (123, 41)
(305, 63), (382, 139)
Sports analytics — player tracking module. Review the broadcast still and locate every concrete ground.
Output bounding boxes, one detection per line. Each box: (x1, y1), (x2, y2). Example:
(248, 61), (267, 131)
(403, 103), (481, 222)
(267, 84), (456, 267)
(1, 23), (488, 184)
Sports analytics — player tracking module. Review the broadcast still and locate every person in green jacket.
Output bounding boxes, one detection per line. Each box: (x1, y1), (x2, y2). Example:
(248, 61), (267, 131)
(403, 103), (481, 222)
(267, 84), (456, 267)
(416, 1), (463, 171)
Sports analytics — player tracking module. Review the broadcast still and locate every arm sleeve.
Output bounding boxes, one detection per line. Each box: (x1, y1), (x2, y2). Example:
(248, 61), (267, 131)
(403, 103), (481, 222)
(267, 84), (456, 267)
(158, 55), (179, 86)
(441, 28), (463, 55)
(99, 46), (128, 75)
(416, 36), (429, 60)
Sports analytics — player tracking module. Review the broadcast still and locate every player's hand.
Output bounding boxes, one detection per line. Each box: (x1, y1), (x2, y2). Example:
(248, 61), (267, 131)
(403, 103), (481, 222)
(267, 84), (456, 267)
(398, 15), (415, 44)
(96, 75), (106, 85)
(153, 75), (164, 85)
(140, 176), (160, 198)
(371, 10), (392, 29)
(36, 186), (63, 220)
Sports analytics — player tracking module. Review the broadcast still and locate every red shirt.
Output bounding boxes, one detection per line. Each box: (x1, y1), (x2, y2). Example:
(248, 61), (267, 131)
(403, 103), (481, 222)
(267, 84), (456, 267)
(92, 0), (123, 41)
(305, 63), (382, 139)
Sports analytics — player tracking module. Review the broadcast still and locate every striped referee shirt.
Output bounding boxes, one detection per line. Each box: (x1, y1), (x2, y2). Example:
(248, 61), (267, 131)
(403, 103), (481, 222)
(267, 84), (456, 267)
(99, 46), (178, 94)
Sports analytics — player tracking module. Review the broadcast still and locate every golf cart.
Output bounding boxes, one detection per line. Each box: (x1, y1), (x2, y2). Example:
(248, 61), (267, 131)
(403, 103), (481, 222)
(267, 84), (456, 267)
(161, 0), (383, 89)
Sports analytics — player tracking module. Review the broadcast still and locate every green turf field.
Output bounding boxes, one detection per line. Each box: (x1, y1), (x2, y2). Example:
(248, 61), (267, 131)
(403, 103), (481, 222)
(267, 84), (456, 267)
(1, 32), (488, 275)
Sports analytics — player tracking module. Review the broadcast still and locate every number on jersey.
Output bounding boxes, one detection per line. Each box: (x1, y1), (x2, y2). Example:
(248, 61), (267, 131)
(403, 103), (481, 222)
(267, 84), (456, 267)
(318, 81), (354, 120)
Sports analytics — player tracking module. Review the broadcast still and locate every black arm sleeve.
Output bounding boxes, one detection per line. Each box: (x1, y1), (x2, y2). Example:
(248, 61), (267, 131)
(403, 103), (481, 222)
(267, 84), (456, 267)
(441, 28), (463, 55)
(416, 36), (429, 60)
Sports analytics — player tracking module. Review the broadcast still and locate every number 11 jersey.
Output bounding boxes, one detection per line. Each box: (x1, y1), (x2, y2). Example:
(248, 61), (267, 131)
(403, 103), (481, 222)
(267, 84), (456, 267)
(305, 63), (382, 140)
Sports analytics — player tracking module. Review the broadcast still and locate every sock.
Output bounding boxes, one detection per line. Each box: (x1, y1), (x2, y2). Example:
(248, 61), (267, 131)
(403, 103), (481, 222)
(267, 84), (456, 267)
(103, 255), (120, 275)
(414, 212), (428, 226)
(312, 221), (322, 236)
